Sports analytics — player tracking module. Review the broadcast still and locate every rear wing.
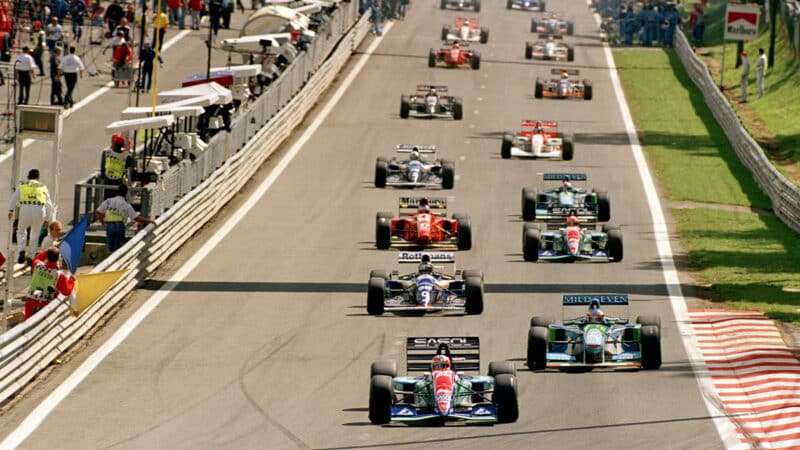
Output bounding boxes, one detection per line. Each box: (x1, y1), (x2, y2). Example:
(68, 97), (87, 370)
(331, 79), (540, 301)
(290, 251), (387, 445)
(455, 17), (479, 27)
(417, 85), (448, 92)
(538, 33), (563, 39)
(406, 337), (480, 372)
(562, 294), (629, 306)
(521, 120), (558, 129)
(396, 144), (437, 153)
(551, 68), (580, 76)
(543, 173), (587, 181)
(398, 252), (455, 263)
(398, 197), (447, 215)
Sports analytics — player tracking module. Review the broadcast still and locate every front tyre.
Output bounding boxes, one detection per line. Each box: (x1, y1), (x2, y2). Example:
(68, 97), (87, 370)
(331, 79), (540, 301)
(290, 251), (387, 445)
(369, 375), (394, 424)
(493, 374), (519, 423)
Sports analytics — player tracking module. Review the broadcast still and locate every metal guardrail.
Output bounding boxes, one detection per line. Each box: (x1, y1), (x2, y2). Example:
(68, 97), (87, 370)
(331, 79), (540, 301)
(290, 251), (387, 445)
(0, 3), (369, 406)
(674, 29), (800, 233)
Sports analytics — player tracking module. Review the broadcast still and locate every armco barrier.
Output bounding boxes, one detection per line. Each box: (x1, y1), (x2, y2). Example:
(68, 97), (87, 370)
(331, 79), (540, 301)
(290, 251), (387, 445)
(0, 6), (371, 406)
(674, 29), (800, 233)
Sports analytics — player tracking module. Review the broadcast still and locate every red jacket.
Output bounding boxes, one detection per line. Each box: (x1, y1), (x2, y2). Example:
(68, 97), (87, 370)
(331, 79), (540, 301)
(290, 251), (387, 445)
(189, 0), (202, 11)
(30, 250), (75, 298)
(113, 44), (132, 64)
(167, 0), (182, 9)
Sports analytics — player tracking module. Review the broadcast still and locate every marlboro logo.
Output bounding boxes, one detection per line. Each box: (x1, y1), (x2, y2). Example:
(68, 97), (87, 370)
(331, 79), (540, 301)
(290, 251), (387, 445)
(727, 11), (757, 25)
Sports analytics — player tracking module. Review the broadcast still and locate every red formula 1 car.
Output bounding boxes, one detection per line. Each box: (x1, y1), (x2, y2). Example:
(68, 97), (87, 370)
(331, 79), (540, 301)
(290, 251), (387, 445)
(428, 41), (481, 70)
(376, 197), (473, 250)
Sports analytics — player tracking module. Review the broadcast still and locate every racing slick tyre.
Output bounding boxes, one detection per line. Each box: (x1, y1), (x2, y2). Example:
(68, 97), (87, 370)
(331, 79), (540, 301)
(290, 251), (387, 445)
(524, 42), (533, 59)
(376, 212), (393, 249)
(501, 133), (513, 158)
(464, 276), (484, 315)
(369, 270), (388, 280)
(530, 19), (538, 33)
(507, 0), (513, 9)
(489, 361), (517, 377)
(367, 277), (386, 315)
(473, 0), (480, 11)
(522, 187), (538, 221)
(567, 22), (574, 35)
(400, 96), (411, 118)
(540, 0), (546, 11)
(480, 27), (489, 43)
(597, 190), (610, 222)
(562, 138), (574, 161)
(462, 269), (484, 281)
(583, 80), (593, 100)
(529, 315), (553, 328)
(374, 159), (388, 188)
(534, 79), (544, 98)
(567, 46), (575, 61)
(493, 374), (519, 423)
(523, 226), (540, 262)
(453, 99), (464, 120)
(428, 49), (436, 68)
(369, 375), (393, 424)
(527, 326), (548, 370)
(641, 325), (662, 370)
(607, 227), (623, 262)
(471, 52), (481, 70)
(635, 315), (661, 329)
(441, 159), (456, 189)
(441, 26), (449, 41)
(440, 0), (447, 9)
(371, 360), (397, 378)
(453, 213), (472, 250)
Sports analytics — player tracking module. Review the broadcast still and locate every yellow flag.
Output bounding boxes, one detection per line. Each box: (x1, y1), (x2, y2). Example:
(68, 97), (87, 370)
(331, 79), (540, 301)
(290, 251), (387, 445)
(70, 271), (127, 316)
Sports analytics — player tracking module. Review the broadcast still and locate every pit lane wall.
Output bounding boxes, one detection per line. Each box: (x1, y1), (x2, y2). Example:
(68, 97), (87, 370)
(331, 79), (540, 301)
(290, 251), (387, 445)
(674, 29), (800, 233)
(0, 3), (371, 406)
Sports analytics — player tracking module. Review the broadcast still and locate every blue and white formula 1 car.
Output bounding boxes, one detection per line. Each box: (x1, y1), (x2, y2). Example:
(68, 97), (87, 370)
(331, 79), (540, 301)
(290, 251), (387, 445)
(375, 145), (455, 189)
(369, 337), (519, 425)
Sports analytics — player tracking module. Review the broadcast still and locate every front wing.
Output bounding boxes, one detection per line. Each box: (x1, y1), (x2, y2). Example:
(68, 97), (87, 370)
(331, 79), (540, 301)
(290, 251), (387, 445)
(537, 249), (612, 261)
(390, 236), (459, 248)
(390, 405), (498, 423)
(510, 146), (563, 159)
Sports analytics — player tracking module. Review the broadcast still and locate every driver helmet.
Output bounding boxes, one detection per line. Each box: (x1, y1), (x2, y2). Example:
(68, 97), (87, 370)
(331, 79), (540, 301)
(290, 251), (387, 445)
(566, 209), (580, 225)
(562, 177), (573, 191)
(587, 301), (605, 323)
(463, 19), (470, 26)
(429, 87), (437, 96)
(534, 121), (544, 133)
(418, 196), (430, 213)
(111, 133), (126, 151)
(410, 149), (420, 161)
(452, 40), (460, 48)
(431, 354), (451, 371)
(561, 70), (569, 79)
(419, 259), (434, 274)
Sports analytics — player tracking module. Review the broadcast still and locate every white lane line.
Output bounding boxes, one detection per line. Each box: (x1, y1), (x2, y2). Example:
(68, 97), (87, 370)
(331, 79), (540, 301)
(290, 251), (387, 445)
(0, 30), (192, 166)
(600, 25), (743, 450)
(0, 24), (392, 449)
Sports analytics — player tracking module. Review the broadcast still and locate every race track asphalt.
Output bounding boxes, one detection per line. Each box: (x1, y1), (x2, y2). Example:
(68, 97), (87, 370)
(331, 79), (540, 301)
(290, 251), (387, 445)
(0, 1), (725, 448)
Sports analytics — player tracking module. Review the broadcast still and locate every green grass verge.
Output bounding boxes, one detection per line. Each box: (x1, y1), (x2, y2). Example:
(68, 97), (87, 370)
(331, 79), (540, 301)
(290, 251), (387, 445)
(614, 49), (771, 209)
(614, 48), (800, 322)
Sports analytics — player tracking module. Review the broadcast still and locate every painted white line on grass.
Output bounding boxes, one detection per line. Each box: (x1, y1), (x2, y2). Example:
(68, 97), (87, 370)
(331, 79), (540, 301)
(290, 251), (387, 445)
(599, 21), (744, 450)
(0, 24), (391, 449)
(0, 30), (192, 166)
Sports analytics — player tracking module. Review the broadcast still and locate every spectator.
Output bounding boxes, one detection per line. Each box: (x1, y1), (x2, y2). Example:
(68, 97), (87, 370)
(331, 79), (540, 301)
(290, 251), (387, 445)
(23, 247), (75, 320)
(398, 0), (408, 19)
(8, 169), (53, 264)
(49, 46), (63, 105)
(167, 0), (185, 28)
(621, 10), (637, 45)
(138, 40), (162, 92)
(208, 0), (223, 37)
(188, 0), (202, 29)
(95, 184), (155, 252)
(13, 47), (38, 105)
(755, 47), (766, 98)
(31, 21), (47, 76)
(48, 0), (70, 23)
(662, 3), (679, 48)
(369, 0), (382, 35)
(153, 9), (168, 50)
(39, 220), (63, 250)
(104, 0), (124, 34)
(58, 45), (84, 108)
(69, 0), (87, 42)
(114, 16), (131, 42)
(223, 0), (233, 29)
(739, 50), (749, 103)
(45, 17), (64, 53)
(642, 5), (658, 47)
(111, 39), (132, 87)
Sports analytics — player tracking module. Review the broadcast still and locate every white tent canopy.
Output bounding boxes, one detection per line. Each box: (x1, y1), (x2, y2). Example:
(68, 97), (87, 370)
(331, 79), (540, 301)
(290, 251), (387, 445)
(106, 115), (175, 133)
(121, 105), (205, 120)
(158, 82), (234, 105)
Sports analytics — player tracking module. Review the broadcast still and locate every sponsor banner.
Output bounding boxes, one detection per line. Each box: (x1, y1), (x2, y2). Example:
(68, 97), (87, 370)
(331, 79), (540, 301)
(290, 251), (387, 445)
(724, 4), (760, 41)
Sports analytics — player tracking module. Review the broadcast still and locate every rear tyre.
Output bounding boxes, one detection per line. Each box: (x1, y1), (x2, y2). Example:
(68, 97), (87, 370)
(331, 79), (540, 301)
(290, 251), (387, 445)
(453, 99), (464, 120)
(441, 159), (455, 189)
(374, 159), (388, 188)
(480, 28), (489, 43)
(471, 52), (481, 70)
(441, 26), (449, 41)
(474, 0), (480, 11)
(540, 0), (546, 11)
(428, 49), (436, 68)
(440, 0), (447, 9)
(522, 187), (538, 221)
(567, 46), (574, 61)
(567, 22), (574, 35)
(562, 138), (574, 161)
(583, 80), (593, 100)
(501, 133), (513, 159)
(488, 361), (517, 377)
(371, 360), (397, 378)
(507, 0), (513, 8)
(493, 374), (519, 423)
(453, 213), (472, 250)
(530, 19), (537, 33)
(597, 191), (610, 222)
(636, 315), (661, 328)
(529, 315), (553, 328)
(369, 375), (393, 424)
(400, 96), (410, 118)
(523, 226), (540, 262)
(527, 326), (548, 370)
(376, 212), (393, 249)
(464, 276), (484, 315)
(534, 79), (544, 98)
(462, 269), (483, 281)
(607, 228), (623, 262)
(367, 277), (386, 315)
(641, 325), (662, 370)
(525, 42), (533, 59)
(369, 270), (388, 280)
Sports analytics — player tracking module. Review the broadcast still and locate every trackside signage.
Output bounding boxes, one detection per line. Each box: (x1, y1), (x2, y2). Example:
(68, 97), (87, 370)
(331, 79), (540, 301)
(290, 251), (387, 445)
(724, 4), (760, 41)
(562, 294), (629, 305)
